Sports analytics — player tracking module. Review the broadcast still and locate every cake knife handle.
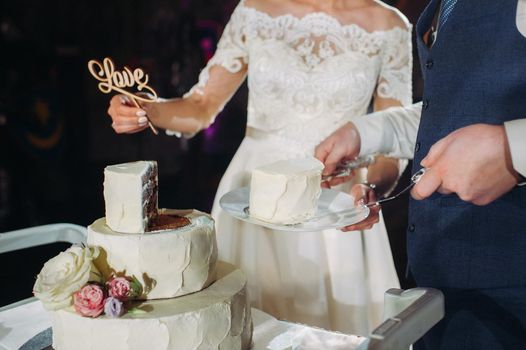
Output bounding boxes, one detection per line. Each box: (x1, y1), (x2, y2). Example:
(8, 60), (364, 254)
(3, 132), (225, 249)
(365, 168), (427, 207)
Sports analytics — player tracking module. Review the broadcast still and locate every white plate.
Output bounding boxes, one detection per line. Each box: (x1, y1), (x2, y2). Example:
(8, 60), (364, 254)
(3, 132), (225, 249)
(219, 187), (370, 232)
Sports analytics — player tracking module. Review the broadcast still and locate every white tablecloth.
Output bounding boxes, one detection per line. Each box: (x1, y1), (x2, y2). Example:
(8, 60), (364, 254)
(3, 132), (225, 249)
(0, 299), (365, 350)
(0, 299), (50, 350)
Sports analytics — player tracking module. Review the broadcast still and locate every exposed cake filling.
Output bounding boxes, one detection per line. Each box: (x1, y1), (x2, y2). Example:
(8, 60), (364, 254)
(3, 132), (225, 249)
(148, 214), (191, 232)
(142, 162), (159, 231)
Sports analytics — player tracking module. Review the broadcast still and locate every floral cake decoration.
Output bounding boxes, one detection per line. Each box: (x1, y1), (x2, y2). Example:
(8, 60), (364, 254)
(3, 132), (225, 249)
(33, 245), (144, 318)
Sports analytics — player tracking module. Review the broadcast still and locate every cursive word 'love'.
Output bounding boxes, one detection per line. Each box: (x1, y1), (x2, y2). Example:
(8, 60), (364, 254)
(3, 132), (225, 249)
(87, 57), (158, 102)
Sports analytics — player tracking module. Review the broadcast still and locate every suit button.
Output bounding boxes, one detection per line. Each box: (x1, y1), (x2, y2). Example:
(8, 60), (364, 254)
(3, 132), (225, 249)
(426, 59), (434, 69)
(423, 100), (429, 110)
(408, 224), (416, 233)
(415, 142), (421, 153)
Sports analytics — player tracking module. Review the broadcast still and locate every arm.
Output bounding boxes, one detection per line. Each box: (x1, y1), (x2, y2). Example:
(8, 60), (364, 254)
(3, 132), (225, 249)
(353, 102), (421, 159)
(144, 64), (247, 134)
(315, 102), (421, 178)
(365, 109), (407, 199)
(108, 4), (248, 135)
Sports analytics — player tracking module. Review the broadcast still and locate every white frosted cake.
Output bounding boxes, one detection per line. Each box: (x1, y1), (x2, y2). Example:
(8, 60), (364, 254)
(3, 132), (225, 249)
(51, 262), (252, 350)
(33, 161), (253, 350)
(88, 209), (217, 299)
(249, 157), (324, 224)
(104, 161), (158, 233)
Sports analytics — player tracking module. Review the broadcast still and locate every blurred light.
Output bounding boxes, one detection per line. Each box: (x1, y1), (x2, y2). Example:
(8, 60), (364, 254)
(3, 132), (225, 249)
(180, 0), (190, 10)
(0, 19), (21, 41)
(200, 38), (215, 61)
(203, 123), (217, 140)
(0, 21), (9, 34)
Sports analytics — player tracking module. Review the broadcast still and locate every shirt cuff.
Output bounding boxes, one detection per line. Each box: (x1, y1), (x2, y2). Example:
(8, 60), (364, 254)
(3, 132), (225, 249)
(504, 119), (526, 177)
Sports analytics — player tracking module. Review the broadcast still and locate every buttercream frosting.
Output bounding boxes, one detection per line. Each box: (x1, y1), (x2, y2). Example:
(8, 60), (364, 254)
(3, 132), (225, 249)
(103, 161), (158, 233)
(52, 262), (253, 350)
(88, 209), (218, 299)
(249, 158), (324, 224)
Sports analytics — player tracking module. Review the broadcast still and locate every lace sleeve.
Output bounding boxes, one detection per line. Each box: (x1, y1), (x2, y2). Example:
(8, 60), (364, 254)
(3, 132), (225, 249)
(376, 26), (413, 106)
(165, 2), (249, 137)
(185, 2), (249, 97)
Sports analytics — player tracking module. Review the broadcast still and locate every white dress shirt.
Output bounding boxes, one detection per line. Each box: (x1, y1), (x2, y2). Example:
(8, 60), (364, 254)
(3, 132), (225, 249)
(350, 1), (526, 178)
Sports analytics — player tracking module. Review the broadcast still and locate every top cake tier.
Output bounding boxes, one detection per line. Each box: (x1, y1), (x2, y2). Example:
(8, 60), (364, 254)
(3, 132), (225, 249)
(104, 161), (158, 234)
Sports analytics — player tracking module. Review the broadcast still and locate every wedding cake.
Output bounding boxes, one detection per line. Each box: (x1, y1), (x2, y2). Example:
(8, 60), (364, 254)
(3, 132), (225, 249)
(33, 161), (253, 350)
(249, 157), (324, 224)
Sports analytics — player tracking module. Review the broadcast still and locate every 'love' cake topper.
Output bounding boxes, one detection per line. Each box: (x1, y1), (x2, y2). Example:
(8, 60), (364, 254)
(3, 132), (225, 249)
(88, 57), (159, 134)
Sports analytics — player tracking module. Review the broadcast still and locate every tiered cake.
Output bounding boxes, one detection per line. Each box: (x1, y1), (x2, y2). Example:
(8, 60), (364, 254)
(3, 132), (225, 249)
(33, 161), (253, 350)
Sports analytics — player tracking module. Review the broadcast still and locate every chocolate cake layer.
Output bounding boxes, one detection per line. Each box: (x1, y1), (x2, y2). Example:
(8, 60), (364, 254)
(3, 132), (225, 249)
(148, 214), (191, 231)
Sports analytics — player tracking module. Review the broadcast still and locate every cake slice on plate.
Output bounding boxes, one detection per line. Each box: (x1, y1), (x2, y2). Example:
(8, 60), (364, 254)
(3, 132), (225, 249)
(249, 157), (324, 225)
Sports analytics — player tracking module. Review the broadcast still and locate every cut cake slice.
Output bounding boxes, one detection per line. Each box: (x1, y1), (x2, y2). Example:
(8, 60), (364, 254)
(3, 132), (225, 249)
(104, 160), (158, 233)
(249, 157), (324, 225)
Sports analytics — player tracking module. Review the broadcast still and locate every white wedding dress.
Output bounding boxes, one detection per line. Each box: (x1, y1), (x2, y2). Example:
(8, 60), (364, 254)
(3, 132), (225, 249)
(189, 0), (413, 335)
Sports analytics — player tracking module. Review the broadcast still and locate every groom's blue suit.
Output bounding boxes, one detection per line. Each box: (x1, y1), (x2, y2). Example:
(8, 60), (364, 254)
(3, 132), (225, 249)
(409, 0), (526, 348)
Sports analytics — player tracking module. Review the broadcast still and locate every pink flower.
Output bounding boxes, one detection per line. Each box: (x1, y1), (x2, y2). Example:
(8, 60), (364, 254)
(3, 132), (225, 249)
(73, 284), (105, 317)
(107, 277), (131, 301)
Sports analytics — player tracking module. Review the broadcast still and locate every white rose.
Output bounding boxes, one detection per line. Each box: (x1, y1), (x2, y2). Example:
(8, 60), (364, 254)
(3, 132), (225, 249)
(33, 245), (102, 311)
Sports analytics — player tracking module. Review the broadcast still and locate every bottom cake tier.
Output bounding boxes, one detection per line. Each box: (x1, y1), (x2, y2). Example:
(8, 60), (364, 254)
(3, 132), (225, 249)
(51, 262), (253, 350)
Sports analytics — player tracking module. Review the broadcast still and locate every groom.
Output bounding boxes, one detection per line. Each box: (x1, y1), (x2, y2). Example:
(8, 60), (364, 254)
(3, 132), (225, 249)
(316, 0), (526, 348)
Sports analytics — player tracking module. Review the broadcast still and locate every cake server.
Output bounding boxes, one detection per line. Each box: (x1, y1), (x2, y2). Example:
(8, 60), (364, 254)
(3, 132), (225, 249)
(321, 155), (376, 182)
(310, 168), (427, 222)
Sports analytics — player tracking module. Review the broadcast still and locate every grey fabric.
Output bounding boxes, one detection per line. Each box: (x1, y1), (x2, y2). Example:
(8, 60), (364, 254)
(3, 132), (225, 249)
(19, 327), (52, 350)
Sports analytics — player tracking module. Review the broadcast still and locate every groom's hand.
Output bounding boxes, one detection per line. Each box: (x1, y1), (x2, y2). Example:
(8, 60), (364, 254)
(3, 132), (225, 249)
(315, 122), (361, 187)
(411, 124), (520, 205)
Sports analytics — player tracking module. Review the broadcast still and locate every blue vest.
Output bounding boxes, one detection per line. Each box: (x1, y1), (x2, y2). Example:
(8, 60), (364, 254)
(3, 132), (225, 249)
(409, 0), (526, 289)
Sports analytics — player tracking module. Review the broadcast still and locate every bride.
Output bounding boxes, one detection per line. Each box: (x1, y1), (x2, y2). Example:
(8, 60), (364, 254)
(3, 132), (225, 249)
(107, 0), (413, 335)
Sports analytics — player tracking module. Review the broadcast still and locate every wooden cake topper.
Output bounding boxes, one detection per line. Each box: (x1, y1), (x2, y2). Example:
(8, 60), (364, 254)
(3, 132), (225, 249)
(88, 57), (159, 135)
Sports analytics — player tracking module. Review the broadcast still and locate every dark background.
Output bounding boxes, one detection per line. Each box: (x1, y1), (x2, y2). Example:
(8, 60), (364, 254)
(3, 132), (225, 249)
(0, 0), (428, 306)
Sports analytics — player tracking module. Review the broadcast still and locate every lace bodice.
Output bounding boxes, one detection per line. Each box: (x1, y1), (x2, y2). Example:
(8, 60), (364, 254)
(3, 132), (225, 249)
(188, 0), (413, 155)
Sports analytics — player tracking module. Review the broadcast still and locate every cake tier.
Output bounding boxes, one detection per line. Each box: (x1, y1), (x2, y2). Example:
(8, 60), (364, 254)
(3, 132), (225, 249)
(104, 161), (158, 233)
(249, 158), (323, 224)
(88, 209), (218, 300)
(51, 262), (253, 350)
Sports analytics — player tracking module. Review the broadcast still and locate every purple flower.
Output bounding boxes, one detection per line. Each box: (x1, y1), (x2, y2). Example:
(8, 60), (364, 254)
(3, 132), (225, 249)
(104, 297), (124, 318)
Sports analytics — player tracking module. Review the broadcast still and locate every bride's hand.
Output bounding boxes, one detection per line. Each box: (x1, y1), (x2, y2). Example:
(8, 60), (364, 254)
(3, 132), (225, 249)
(107, 95), (150, 134)
(340, 183), (381, 232)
